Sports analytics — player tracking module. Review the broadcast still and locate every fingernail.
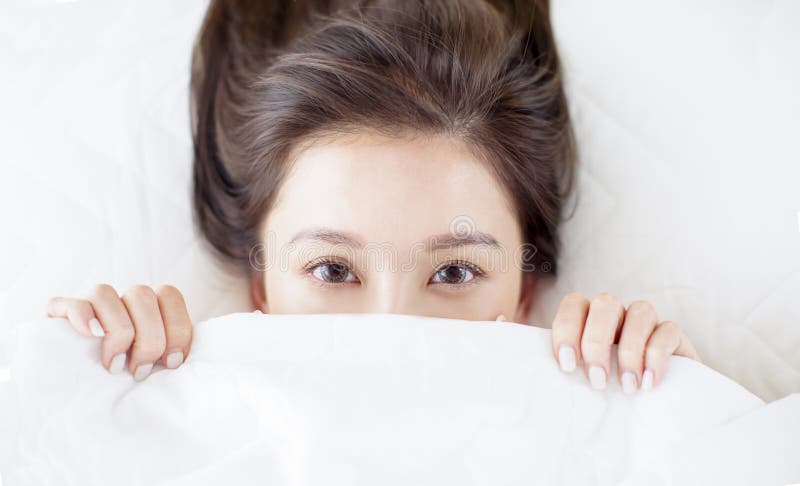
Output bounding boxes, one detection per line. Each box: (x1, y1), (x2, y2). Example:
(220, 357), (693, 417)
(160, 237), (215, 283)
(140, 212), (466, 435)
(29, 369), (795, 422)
(109, 353), (126, 374)
(558, 345), (576, 373)
(88, 318), (105, 337)
(642, 369), (654, 391)
(166, 351), (184, 369)
(589, 365), (607, 390)
(495, 314), (507, 322)
(134, 363), (153, 382)
(621, 371), (637, 394)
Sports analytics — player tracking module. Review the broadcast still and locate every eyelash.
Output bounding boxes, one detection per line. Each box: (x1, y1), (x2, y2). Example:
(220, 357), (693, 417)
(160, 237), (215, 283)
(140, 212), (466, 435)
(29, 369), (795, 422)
(301, 257), (486, 290)
(302, 257), (360, 289)
(430, 259), (486, 290)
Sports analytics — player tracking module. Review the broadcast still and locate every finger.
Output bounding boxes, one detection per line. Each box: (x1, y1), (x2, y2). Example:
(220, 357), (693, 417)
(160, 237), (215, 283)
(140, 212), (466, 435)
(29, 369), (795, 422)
(155, 285), (192, 369)
(121, 286), (167, 382)
(642, 321), (700, 390)
(616, 300), (658, 394)
(46, 297), (103, 338)
(580, 293), (625, 390)
(551, 291), (590, 373)
(86, 284), (135, 374)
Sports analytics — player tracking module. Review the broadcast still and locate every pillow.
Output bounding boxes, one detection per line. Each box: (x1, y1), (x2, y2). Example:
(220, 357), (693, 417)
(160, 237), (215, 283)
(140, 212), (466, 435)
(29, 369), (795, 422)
(0, 0), (798, 404)
(4, 312), (799, 485)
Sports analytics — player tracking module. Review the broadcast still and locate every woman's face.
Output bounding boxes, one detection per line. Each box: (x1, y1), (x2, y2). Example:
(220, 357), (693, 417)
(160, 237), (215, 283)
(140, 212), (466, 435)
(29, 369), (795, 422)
(252, 130), (535, 323)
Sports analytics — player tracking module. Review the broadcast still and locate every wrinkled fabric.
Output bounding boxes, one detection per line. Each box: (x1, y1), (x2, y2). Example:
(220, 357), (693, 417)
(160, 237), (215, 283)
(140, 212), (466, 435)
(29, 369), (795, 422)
(2, 312), (798, 485)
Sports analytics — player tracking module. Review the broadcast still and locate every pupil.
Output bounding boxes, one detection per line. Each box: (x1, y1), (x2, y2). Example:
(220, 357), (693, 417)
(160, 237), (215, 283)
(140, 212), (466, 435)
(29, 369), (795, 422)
(323, 263), (348, 283)
(442, 265), (465, 284)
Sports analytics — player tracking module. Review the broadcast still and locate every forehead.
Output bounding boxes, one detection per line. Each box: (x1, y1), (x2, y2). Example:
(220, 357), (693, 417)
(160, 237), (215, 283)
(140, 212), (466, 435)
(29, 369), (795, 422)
(264, 130), (521, 247)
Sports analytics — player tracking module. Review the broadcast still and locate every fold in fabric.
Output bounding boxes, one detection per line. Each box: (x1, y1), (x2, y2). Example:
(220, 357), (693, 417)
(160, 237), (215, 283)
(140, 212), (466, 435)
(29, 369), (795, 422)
(2, 312), (798, 485)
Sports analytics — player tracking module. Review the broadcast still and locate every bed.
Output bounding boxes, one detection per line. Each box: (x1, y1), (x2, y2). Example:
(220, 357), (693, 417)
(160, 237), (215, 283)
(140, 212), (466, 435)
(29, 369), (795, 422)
(0, 0), (798, 483)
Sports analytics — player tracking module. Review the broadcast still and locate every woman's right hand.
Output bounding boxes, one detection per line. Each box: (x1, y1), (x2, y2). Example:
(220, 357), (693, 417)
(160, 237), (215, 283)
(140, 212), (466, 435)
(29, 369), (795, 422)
(45, 284), (193, 382)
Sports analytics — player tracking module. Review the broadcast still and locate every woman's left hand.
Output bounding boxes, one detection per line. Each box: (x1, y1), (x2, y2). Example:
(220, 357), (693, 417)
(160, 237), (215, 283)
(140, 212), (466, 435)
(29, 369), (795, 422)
(549, 292), (701, 393)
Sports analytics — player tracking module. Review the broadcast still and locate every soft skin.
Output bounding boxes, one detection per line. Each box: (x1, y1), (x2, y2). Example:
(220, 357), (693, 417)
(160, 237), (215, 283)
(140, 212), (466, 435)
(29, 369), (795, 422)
(46, 131), (701, 392)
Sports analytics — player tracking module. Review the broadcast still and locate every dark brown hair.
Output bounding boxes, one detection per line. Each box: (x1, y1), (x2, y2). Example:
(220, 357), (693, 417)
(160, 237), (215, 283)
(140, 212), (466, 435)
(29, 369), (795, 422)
(191, 0), (576, 281)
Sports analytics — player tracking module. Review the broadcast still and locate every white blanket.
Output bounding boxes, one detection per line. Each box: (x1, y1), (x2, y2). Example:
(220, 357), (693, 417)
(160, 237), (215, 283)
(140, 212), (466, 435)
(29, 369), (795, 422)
(2, 313), (799, 485)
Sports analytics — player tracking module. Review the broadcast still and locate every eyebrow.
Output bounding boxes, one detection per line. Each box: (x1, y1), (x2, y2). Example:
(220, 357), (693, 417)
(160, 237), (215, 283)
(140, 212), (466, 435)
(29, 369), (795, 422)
(290, 227), (365, 248)
(289, 226), (500, 250)
(427, 231), (499, 250)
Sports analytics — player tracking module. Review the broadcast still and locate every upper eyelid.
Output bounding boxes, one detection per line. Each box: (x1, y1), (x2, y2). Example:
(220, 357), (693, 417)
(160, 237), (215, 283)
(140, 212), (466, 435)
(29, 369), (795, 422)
(303, 256), (350, 271)
(303, 258), (486, 283)
(303, 257), (483, 270)
(305, 258), (361, 283)
(434, 259), (485, 275)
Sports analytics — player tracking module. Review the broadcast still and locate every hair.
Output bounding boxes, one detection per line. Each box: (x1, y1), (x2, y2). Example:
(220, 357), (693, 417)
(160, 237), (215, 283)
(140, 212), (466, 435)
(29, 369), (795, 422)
(190, 0), (577, 282)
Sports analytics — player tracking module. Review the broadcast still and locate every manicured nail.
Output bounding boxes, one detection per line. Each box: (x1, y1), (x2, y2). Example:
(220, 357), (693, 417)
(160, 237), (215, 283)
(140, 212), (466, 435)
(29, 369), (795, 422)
(642, 369), (654, 391)
(134, 363), (153, 382)
(621, 371), (637, 394)
(109, 353), (126, 374)
(166, 351), (184, 369)
(88, 318), (105, 337)
(589, 365), (607, 390)
(558, 345), (576, 373)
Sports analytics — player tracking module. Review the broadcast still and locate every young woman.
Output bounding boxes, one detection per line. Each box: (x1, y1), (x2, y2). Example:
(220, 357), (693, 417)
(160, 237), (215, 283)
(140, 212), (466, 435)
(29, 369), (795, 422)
(46, 0), (700, 393)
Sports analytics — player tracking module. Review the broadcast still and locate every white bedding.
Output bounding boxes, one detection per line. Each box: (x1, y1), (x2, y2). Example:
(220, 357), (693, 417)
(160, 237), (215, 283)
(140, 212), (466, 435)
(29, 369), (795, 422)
(2, 312), (799, 485)
(1, 1), (799, 480)
(1, 1), (798, 407)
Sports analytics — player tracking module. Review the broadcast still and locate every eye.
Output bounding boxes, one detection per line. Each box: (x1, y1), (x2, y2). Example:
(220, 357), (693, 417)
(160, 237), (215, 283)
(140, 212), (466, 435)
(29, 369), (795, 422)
(306, 259), (359, 285)
(429, 260), (485, 287)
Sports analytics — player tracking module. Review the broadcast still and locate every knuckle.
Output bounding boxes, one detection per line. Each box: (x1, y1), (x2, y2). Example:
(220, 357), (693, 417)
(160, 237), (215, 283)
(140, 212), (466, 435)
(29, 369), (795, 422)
(627, 300), (656, 319)
(563, 291), (588, 303)
(659, 320), (680, 332)
(155, 284), (181, 300)
(123, 285), (157, 304)
(89, 283), (118, 302)
(591, 292), (622, 309)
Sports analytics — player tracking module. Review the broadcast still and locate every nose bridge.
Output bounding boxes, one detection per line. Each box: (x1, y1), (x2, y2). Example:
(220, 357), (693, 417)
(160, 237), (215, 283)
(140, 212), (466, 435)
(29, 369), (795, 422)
(366, 260), (417, 315)
(368, 273), (405, 314)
